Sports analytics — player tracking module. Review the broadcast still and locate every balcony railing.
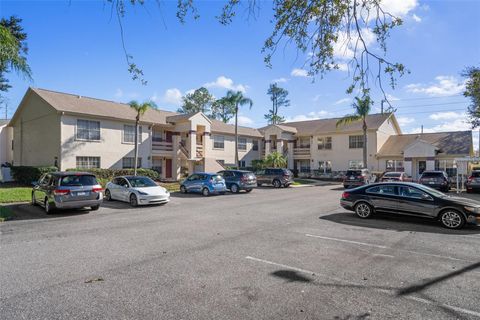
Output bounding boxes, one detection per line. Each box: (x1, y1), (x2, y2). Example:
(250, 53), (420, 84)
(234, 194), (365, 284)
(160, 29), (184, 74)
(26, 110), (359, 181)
(294, 147), (311, 156)
(152, 141), (173, 152)
(196, 145), (204, 158)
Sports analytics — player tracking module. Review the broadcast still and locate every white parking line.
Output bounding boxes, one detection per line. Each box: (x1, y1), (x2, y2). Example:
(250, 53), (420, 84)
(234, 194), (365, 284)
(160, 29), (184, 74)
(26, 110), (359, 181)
(246, 256), (480, 318)
(305, 234), (473, 263)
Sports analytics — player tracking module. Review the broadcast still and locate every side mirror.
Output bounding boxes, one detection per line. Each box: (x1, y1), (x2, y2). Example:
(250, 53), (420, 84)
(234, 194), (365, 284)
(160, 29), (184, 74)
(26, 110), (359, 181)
(421, 194), (432, 201)
(123, 184), (129, 188)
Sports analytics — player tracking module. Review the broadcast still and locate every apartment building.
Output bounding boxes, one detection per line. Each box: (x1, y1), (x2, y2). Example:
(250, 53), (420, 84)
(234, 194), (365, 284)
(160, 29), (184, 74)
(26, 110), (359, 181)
(8, 88), (473, 180)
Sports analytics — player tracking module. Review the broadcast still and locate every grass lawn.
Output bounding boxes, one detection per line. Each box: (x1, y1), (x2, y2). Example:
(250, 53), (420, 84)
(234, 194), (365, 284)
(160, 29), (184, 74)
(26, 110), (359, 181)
(292, 179), (317, 185)
(0, 187), (31, 203)
(159, 182), (181, 193)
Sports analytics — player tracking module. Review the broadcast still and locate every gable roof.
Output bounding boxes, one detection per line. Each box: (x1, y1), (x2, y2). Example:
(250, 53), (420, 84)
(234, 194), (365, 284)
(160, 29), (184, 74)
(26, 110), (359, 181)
(260, 113), (393, 136)
(210, 119), (263, 138)
(378, 131), (473, 157)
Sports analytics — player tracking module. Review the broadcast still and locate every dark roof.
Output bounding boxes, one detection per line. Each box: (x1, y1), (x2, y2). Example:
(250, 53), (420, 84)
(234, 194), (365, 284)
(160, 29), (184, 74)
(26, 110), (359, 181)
(378, 131), (473, 156)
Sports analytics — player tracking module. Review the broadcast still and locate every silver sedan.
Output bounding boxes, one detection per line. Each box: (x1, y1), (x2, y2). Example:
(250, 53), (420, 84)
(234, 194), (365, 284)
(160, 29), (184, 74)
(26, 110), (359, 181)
(105, 176), (170, 207)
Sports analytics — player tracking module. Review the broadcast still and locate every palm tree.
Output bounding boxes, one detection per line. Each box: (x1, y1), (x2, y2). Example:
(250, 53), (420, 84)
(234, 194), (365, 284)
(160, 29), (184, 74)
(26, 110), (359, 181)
(128, 100), (157, 176)
(225, 90), (253, 169)
(265, 152), (287, 168)
(336, 95), (373, 169)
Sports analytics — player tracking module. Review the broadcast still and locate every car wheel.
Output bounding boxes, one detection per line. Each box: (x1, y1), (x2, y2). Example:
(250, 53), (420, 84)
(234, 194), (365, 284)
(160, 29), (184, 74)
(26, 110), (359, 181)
(44, 198), (52, 215)
(273, 179), (281, 188)
(129, 194), (138, 207)
(105, 189), (112, 201)
(180, 185), (187, 194)
(202, 188), (210, 197)
(90, 205), (100, 211)
(245, 189), (252, 193)
(230, 184), (239, 193)
(439, 209), (465, 229)
(354, 202), (373, 219)
(31, 192), (37, 206)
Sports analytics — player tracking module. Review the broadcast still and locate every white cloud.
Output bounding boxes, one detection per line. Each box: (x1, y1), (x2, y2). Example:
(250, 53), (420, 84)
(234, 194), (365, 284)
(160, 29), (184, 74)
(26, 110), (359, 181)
(114, 88), (123, 98)
(162, 88), (183, 106)
(396, 116), (415, 126)
(150, 92), (159, 102)
(286, 110), (333, 122)
(334, 98), (351, 105)
(386, 93), (400, 101)
(291, 68), (309, 77)
(405, 75), (466, 97)
(409, 119), (470, 134)
(228, 115), (254, 126)
(380, 0), (418, 17)
(333, 28), (376, 60)
(429, 111), (465, 121)
(412, 14), (422, 22)
(336, 63), (349, 71)
(272, 77), (289, 83)
(204, 76), (247, 93)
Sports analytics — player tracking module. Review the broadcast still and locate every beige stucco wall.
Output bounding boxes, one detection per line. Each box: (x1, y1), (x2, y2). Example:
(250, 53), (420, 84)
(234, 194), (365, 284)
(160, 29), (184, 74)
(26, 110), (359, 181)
(0, 124), (13, 164)
(209, 133), (260, 166)
(12, 93), (61, 167)
(60, 114), (151, 170)
(376, 117), (400, 152)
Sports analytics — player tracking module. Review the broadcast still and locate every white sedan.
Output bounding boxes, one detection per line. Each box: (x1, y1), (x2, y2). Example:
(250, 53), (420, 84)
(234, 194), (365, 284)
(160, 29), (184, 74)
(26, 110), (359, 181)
(105, 176), (170, 207)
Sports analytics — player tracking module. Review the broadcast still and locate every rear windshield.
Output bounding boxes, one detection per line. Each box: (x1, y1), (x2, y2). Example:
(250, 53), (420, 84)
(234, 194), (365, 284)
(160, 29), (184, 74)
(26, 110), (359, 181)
(282, 169), (293, 175)
(126, 176), (157, 187)
(421, 172), (443, 177)
(346, 170), (361, 176)
(384, 172), (401, 177)
(210, 175), (223, 181)
(472, 171), (480, 177)
(60, 175), (98, 186)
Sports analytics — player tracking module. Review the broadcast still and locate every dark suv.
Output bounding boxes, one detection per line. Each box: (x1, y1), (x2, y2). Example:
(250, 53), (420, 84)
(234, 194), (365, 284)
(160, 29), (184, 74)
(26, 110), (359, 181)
(418, 170), (450, 192)
(218, 170), (257, 193)
(255, 168), (294, 188)
(466, 170), (480, 193)
(343, 169), (372, 189)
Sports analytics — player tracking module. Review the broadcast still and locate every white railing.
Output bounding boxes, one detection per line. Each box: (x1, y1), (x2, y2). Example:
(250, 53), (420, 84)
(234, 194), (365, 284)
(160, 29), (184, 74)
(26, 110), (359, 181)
(152, 141), (173, 152)
(294, 147), (311, 156)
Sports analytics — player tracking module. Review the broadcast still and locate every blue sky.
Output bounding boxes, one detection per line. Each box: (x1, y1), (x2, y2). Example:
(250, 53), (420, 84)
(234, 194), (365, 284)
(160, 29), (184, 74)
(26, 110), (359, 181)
(1, 0), (480, 143)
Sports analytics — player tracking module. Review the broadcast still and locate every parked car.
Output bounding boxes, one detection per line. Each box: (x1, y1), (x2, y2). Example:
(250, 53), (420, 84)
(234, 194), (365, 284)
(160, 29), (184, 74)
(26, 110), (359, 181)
(340, 182), (480, 229)
(32, 172), (103, 214)
(418, 170), (450, 192)
(465, 170), (480, 193)
(105, 176), (170, 207)
(255, 168), (294, 188)
(343, 169), (372, 189)
(180, 173), (227, 196)
(380, 172), (413, 182)
(217, 170), (256, 193)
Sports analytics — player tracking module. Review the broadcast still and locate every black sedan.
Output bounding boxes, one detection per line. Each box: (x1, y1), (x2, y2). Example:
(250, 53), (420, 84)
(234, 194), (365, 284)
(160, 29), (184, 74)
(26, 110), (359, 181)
(340, 182), (480, 229)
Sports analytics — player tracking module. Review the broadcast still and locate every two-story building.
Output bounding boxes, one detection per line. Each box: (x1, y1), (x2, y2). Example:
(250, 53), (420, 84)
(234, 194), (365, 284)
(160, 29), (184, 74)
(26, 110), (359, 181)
(7, 87), (473, 180)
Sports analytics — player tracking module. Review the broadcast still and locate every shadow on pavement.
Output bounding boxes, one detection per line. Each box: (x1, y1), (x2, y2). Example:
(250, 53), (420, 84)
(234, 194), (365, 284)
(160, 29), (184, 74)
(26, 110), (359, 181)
(320, 212), (480, 235)
(271, 270), (313, 283)
(100, 201), (168, 210)
(4, 203), (92, 221)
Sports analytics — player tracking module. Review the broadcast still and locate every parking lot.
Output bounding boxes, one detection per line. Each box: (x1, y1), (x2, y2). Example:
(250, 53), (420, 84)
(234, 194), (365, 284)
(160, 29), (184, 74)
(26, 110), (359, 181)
(1, 184), (480, 319)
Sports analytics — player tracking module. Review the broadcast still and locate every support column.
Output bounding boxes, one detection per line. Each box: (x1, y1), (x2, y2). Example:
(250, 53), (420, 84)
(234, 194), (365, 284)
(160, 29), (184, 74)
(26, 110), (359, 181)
(161, 158), (166, 180)
(265, 140), (271, 157)
(172, 134), (181, 180)
(203, 132), (212, 157)
(188, 130), (196, 160)
(404, 157), (412, 178)
(277, 139), (284, 155)
(287, 140), (294, 170)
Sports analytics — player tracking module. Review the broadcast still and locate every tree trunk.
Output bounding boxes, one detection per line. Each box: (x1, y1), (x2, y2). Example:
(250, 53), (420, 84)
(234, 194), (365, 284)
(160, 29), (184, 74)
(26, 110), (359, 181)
(134, 117), (139, 176)
(362, 119), (368, 169)
(234, 105), (239, 169)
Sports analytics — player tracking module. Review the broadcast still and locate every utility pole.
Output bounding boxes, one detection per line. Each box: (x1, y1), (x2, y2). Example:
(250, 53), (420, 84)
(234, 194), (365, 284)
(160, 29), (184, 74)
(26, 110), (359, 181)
(381, 100), (384, 114)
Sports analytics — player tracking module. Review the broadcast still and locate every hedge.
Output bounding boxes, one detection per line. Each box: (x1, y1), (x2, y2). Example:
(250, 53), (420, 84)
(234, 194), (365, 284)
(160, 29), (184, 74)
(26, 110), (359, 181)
(11, 166), (58, 185)
(65, 168), (160, 180)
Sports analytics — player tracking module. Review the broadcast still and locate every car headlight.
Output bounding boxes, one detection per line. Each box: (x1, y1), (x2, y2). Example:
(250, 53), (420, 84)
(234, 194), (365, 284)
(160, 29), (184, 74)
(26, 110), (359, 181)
(138, 191), (148, 196)
(464, 206), (480, 213)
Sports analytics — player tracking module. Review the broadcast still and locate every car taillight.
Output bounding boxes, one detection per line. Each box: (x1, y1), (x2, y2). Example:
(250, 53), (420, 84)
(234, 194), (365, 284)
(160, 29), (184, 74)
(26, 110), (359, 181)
(53, 189), (70, 196)
(357, 175), (363, 180)
(92, 187), (103, 193)
(341, 192), (350, 199)
(468, 176), (473, 182)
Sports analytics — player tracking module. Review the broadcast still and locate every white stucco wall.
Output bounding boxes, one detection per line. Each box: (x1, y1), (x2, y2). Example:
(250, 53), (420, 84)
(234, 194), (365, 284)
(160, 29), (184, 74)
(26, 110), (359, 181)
(376, 117), (400, 152)
(0, 124), (13, 164)
(209, 133), (260, 166)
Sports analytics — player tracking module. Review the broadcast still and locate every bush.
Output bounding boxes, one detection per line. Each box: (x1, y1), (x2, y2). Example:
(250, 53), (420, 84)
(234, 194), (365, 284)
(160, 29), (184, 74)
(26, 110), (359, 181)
(251, 159), (266, 170)
(11, 166), (58, 185)
(65, 168), (160, 181)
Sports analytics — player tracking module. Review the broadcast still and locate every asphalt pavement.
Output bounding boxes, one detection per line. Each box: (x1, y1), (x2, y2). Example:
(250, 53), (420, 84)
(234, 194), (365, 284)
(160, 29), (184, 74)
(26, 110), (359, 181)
(1, 185), (480, 320)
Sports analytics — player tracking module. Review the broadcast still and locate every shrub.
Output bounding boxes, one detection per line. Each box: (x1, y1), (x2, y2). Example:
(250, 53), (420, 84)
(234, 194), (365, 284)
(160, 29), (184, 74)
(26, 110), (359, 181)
(11, 166), (58, 185)
(251, 159), (266, 170)
(65, 168), (160, 181)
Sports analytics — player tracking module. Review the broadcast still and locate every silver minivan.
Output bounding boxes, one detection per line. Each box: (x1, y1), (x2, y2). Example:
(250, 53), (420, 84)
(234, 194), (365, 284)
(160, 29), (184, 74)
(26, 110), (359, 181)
(32, 172), (103, 214)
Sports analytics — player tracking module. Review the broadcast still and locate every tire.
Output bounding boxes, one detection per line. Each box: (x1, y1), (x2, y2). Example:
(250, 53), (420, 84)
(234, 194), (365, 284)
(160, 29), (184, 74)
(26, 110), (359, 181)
(90, 205), (100, 211)
(230, 184), (239, 193)
(354, 202), (373, 219)
(44, 198), (52, 215)
(129, 194), (138, 207)
(105, 189), (112, 201)
(180, 185), (187, 194)
(202, 187), (210, 197)
(31, 192), (37, 206)
(245, 189), (253, 193)
(273, 179), (281, 188)
(439, 209), (465, 230)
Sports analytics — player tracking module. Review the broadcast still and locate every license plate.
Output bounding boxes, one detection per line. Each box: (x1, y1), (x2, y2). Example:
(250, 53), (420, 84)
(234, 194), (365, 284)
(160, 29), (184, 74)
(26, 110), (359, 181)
(349, 176), (354, 180)
(77, 192), (87, 196)
(428, 182), (435, 184)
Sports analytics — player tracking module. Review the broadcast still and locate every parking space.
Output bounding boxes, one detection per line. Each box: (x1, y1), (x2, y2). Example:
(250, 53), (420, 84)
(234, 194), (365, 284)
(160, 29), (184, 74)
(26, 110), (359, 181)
(1, 185), (480, 319)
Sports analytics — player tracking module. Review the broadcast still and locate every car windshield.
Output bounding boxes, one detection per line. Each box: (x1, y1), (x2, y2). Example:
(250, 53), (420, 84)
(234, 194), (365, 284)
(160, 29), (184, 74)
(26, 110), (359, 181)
(421, 172), (443, 177)
(60, 175), (98, 186)
(471, 171), (480, 177)
(415, 184), (446, 198)
(126, 177), (157, 188)
(283, 169), (293, 175)
(384, 172), (401, 177)
(346, 170), (361, 176)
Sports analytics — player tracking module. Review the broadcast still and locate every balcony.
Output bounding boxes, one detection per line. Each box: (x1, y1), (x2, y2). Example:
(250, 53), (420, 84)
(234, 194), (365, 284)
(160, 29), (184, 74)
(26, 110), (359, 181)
(294, 147), (311, 159)
(196, 145), (204, 158)
(152, 138), (173, 156)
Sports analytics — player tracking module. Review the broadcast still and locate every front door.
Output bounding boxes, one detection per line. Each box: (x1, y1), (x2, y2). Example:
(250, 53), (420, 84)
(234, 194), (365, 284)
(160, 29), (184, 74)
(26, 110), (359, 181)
(165, 131), (173, 143)
(165, 159), (172, 179)
(418, 160), (426, 176)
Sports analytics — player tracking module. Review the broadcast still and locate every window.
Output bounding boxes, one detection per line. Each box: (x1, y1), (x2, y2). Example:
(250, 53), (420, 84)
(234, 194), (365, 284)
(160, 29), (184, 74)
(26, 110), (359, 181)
(252, 140), (259, 151)
(349, 135), (364, 149)
(317, 137), (332, 150)
(123, 125), (142, 143)
(399, 186), (431, 200)
(297, 137), (310, 148)
(238, 137), (247, 151)
(77, 120), (100, 141)
(349, 160), (364, 169)
(76, 156), (100, 169)
(298, 160), (310, 173)
(60, 175), (98, 186)
(238, 160), (246, 168)
(366, 185), (396, 195)
(122, 157), (142, 169)
(435, 159), (457, 177)
(386, 160), (404, 172)
(213, 135), (224, 149)
(319, 161), (332, 173)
